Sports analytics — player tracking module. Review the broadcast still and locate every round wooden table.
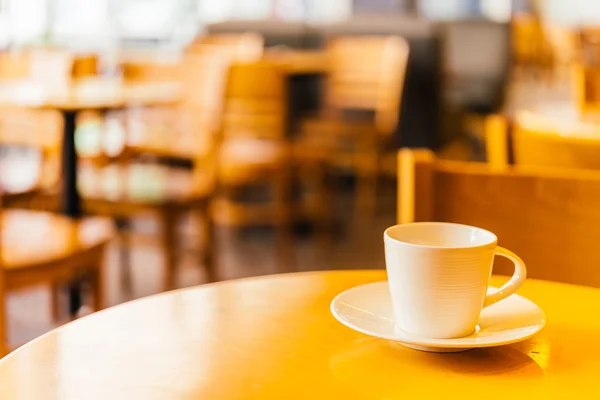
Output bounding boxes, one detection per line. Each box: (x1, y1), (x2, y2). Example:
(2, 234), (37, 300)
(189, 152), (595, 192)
(0, 79), (181, 312)
(0, 79), (182, 217)
(1, 270), (599, 399)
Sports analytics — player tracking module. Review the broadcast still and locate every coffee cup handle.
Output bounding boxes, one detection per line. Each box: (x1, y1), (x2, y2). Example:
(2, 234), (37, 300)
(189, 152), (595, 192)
(483, 246), (527, 309)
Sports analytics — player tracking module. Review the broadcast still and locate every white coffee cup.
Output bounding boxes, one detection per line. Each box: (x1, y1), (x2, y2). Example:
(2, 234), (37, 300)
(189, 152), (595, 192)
(384, 222), (526, 339)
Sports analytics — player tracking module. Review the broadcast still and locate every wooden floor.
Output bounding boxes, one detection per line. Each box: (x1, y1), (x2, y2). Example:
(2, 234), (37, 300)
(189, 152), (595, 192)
(6, 179), (396, 348)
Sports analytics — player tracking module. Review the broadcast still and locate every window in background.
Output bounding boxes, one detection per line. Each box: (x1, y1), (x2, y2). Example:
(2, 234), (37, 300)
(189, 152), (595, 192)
(305, 0), (351, 23)
(112, 0), (179, 39)
(0, 0), (49, 46)
(51, 0), (113, 49)
(196, 0), (351, 24)
(110, 0), (197, 47)
(196, 0), (234, 24)
(419, 0), (479, 20)
(544, 0), (600, 26)
(239, 0), (272, 20)
(273, 0), (305, 21)
(419, 0), (511, 21)
(196, 0), (271, 23)
(480, 0), (511, 22)
(352, 0), (409, 14)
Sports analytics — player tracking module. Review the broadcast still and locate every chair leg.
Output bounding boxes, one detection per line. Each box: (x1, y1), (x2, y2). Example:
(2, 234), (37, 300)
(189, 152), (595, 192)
(273, 167), (293, 272)
(50, 284), (62, 323)
(90, 263), (105, 311)
(314, 161), (334, 249)
(195, 203), (217, 283)
(159, 209), (178, 291)
(115, 218), (132, 300)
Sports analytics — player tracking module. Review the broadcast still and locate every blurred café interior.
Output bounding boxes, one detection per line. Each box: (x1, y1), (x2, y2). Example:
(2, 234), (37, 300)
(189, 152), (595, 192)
(0, 0), (600, 359)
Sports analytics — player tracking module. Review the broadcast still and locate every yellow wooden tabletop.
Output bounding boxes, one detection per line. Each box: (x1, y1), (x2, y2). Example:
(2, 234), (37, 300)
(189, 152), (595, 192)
(1, 270), (599, 399)
(0, 79), (182, 111)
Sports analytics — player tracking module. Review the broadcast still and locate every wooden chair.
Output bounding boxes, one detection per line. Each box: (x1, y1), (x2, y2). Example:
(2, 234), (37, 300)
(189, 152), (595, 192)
(510, 13), (553, 77)
(61, 51), (228, 289)
(212, 60), (293, 265)
(0, 201), (114, 356)
(115, 35), (262, 164)
(121, 58), (182, 84)
(298, 35), (409, 214)
(573, 27), (600, 116)
(484, 112), (600, 170)
(72, 54), (99, 79)
(119, 49), (229, 162)
(0, 110), (217, 292)
(398, 148), (600, 288)
(0, 108), (62, 208)
(0, 50), (66, 208)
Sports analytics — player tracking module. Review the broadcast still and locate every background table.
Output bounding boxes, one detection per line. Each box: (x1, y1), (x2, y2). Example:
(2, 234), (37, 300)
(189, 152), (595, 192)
(0, 79), (181, 312)
(0, 80), (182, 217)
(1, 270), (599, 399)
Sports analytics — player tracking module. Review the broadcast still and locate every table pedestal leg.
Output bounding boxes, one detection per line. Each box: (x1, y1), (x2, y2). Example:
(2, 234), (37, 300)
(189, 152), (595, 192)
(60, 110), (83, 316)
(61, 110), (80, 217)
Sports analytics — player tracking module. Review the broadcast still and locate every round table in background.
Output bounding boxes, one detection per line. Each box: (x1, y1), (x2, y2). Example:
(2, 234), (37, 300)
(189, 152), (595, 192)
(0, 80), (181, 313)
(0, 270), (599, 399)
(0, 80), (182, 217)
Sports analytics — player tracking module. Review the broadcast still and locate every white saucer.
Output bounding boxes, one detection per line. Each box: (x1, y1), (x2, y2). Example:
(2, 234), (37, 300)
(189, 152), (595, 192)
(331, 281), (546, 353)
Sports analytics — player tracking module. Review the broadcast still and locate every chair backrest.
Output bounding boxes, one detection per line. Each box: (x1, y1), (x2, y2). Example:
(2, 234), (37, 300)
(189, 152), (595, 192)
(578, 26), (600, 66)
(510, 13), (552, 70)
(191, 33), (264, 62)
(324, 35), (409, 136)
(0, 51), (30, 80)
(0, 108), (62, 150)
(484, 112), (600, 170)
(72, 54), (99, 79)
(573, 27), (600, 114)
(0, 49), (74, 84)
(179, 48), (230, 135)
(122, 58), (183, 83)
(221, 61), (287, 141)
(0, 108), (62, 190)
(398, 148), (600, 287)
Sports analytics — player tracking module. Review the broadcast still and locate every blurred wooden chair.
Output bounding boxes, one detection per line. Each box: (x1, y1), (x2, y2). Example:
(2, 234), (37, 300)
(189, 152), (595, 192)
(544, 24), (577, 79)
(484, 112), (600, 170)
(0, 49), (97, 81)
(122, 58), (182, 84)
(398, 148), (600, 288)
(574, 27), (600, 116)
(212, 60), (293, 264)
(24, 160), (217, 291)
(189, 32), (264, 62)
(0, 108), (62, 208)
(0, 49), (75, 208)
(298, 35), (409, 215)
(510, 13), (553, 77)
(72, 54), (99, 79)
(0, 110), (217, 292)
(0, 52), (31, 80)
(119, 49), (229, 162)
(116, 34), (262, 163)
(0, 200), (114, 356)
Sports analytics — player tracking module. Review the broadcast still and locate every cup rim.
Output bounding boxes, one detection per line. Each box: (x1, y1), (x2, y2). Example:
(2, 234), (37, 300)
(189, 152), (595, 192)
(384, 222), (497, 250)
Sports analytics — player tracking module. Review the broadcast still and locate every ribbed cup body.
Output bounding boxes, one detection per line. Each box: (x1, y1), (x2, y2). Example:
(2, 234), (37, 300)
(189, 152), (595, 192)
(384, 223), (497, 339)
